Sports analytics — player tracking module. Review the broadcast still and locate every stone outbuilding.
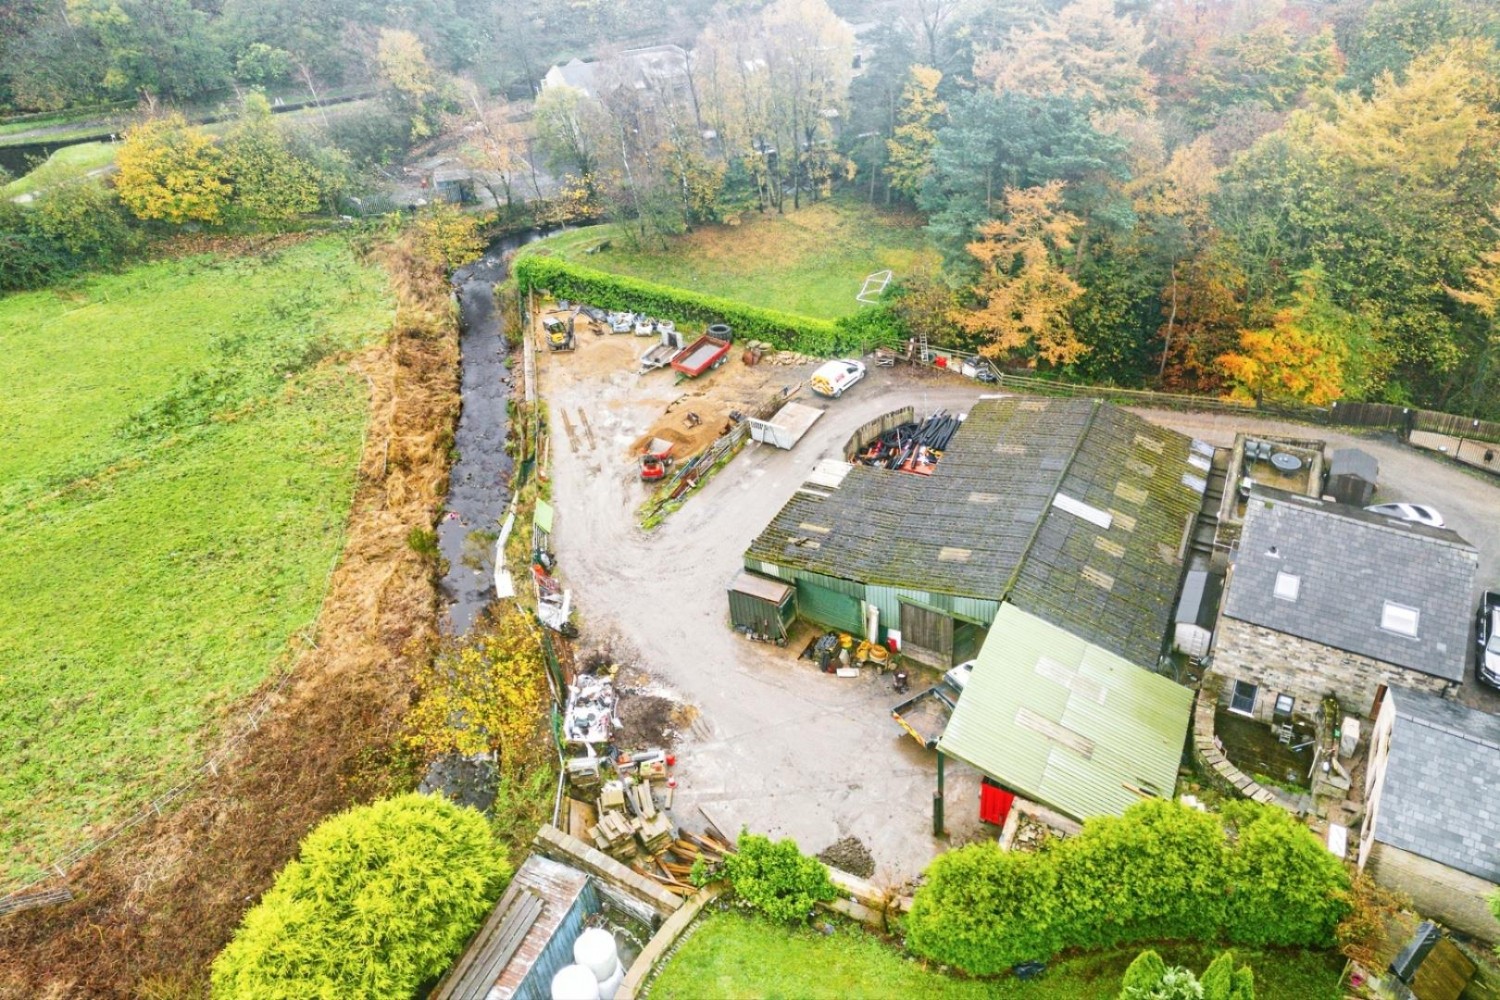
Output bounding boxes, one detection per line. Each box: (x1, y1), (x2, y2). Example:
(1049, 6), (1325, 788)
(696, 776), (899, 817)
(1211, 488), (1476, 723)
(1359, 687), (1500, 940)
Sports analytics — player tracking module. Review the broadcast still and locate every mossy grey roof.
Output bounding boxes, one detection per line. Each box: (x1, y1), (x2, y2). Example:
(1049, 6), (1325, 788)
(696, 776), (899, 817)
(1223, 489), (1477, 681)
(746, 397), (1205, 667)
(1374, 687), (1500, 882)
(938, 604), (1194, 821)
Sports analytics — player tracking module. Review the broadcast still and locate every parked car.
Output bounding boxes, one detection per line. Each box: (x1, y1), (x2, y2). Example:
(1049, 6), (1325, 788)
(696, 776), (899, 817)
(1478, 591), (1500, 689)
(1364, 502), (1446, 529)
(944, 659), (977, 691)
(810, 359), (867, 398)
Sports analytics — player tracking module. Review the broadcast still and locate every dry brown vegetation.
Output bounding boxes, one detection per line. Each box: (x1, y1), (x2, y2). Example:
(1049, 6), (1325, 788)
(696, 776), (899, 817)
(0, 237), (461, 998)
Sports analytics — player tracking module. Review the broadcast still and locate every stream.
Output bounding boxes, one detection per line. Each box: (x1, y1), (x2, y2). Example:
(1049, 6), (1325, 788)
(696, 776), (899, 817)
(438, 229), (549, 635)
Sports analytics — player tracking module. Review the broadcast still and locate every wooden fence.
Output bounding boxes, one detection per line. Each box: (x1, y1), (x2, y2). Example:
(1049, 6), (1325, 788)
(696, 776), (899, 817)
(933, 353), (1500, 447)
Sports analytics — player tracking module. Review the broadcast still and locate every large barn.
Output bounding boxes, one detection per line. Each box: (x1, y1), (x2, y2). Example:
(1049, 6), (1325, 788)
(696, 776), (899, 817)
(743, 396), (1209, 670)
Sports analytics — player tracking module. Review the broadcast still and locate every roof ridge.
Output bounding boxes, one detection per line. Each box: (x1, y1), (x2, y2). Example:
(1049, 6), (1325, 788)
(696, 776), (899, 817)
(1396, 707), (1500, 753)
(1000, 398), (1101, 601)
(1261, 490), (1476, 553)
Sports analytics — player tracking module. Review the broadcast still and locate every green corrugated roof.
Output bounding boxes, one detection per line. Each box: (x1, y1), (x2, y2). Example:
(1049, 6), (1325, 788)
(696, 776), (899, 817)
(938, 604), (1193, 821)
(534, 500), (554, 535)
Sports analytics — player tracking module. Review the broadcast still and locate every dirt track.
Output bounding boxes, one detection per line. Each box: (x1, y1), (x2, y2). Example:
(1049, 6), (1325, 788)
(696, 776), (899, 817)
(541, 340), (1500, 884)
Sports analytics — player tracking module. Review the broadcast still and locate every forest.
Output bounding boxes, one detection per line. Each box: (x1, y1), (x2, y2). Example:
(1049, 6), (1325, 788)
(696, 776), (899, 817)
(4, 0), (1500, 415)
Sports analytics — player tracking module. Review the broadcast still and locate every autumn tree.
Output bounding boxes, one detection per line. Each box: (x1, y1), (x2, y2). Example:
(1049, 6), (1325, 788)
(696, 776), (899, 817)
(953, 181), (1088, 366)
(533, 83), (601, 186)
(457, 86), (529, 213)
(405, 608), (550, 774)
(692, 0), (854, 212)
(977, 0), (1154, 112)
(376, 28), (449, 141)
(1217, 42), (1500, 410)
(222, 93), (321, 223)
(1216, 267), (1381, 405)
(114, 113), (231, 224)
(886, 65), (946, 203)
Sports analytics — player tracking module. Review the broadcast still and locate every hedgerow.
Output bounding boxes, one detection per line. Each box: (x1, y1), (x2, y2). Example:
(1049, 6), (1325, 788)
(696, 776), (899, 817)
(905, 800), (1350, 976)
(512, 253), (902, 357)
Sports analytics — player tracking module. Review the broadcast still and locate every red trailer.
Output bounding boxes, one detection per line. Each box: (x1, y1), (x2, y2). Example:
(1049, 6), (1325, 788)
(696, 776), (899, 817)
(671, 333), (732, 378)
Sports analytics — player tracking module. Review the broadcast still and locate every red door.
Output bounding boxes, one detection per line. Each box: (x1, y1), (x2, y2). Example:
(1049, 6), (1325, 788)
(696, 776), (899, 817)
(979, 778), (1014, 826)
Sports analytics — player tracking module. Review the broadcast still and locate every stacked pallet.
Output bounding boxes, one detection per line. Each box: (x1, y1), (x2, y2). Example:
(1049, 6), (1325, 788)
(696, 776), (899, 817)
(633, 830), (737, 896)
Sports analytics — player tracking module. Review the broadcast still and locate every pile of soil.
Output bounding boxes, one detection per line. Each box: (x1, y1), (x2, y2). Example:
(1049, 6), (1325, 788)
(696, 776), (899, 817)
(614, 695), (679, 749)
(817, 835), (876, 878)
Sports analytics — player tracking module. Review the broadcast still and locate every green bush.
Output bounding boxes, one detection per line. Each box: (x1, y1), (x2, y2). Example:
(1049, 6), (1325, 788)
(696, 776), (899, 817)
(1055, 799), (1229, 949)
(905, 800), (1349, 976)
(718, 832), (839, 925)
(1220, 801), (1351, 947)
(512, 253), (903, 357)
(211, 792), (510, 999)
(1121, 949), (1254, 1000)
(904, 842), (1062, 974)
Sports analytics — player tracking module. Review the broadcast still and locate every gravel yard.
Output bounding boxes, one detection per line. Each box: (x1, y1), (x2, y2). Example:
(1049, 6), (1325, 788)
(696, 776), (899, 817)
(536, 329), (1500, 883)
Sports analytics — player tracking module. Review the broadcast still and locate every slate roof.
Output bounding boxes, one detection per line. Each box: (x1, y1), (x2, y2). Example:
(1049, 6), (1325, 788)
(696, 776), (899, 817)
(939, 604), (1194, 821)
(1373, 687), (1500, 883)
(1223, 489), (1477, 680)
(746, 397), (1206, 667)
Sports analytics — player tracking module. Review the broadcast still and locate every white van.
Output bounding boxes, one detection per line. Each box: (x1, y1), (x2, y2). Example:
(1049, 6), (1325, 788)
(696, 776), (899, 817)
(810, 359), (867, 398)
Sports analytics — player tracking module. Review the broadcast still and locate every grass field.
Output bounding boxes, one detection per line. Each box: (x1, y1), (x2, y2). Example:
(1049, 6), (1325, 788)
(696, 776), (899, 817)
(0, 238), (393, 885)
(0, 141), (117, 197)
(527, 199), (936, 320)
(646, 911), (1346, 1000)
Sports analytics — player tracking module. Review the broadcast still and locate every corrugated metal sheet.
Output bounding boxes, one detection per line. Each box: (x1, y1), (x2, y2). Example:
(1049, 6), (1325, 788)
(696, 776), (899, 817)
(864, 586), (999, 628)
(511, 879), (600, 1000)
(435, 855), (589, 1000)
(939, 604), (1193, 821)
(728, 572), (797, 633)
(797, 580), (863, 634)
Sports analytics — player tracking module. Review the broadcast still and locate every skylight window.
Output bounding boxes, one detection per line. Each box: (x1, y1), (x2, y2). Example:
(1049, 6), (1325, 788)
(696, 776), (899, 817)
(1380, 601), (1420, 638)
(1273, 572), (1300, 602)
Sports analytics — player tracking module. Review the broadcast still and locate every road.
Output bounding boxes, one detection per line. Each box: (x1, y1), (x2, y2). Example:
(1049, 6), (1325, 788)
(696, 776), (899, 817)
(540, 346), (1500, 884)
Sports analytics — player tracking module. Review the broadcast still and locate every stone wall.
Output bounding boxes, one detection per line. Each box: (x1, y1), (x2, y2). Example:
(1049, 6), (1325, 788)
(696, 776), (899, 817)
(1190, 689), (1283, 808)
(1367, 842), (1500, 941)
(1212, 617), (1450, 722)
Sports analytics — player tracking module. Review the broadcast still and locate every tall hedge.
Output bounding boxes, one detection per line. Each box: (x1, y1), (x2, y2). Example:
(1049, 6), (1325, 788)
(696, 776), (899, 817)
(1219, 801), (1351, 947)
(512, 252), (902, 357)
(211, 793), (510, 999)
(905, 800), (1350, 976)
(905, 842), (1062, 974)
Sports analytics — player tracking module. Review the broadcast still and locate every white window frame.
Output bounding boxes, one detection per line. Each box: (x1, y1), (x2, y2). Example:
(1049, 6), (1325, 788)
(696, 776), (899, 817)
(1380, 601), (1420, 638)
(1273, 572), (1300, 602)
(1229, 680), (1258, 716)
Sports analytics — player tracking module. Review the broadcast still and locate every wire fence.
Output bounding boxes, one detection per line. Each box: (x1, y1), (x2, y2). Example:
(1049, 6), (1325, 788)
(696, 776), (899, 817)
(0, 649), (306, 906)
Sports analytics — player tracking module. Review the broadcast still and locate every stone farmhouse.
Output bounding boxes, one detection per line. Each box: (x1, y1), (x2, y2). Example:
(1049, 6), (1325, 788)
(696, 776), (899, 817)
(1210, 488), (1477, 724)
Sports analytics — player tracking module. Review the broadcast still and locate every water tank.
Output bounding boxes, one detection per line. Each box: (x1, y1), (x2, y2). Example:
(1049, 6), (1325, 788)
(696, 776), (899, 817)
(574, 928), (620, 982)
(597, 959), (625, 1000)
(551, 964), (601, 1000)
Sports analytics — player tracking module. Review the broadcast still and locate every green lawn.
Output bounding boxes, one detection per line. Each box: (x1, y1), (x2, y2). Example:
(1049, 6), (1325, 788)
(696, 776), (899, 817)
(0, 238), (393, 884)
(524, 199), (936, 320)
(1, 140), (117, 197)
(647, 911), (1346, 1000)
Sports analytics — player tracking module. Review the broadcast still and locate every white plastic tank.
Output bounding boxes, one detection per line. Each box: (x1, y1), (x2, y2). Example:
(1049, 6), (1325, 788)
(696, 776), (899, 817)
(573, 928), (620, 981)
(596, 960), (625, 1000)
(550, 964), (601, 1000)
